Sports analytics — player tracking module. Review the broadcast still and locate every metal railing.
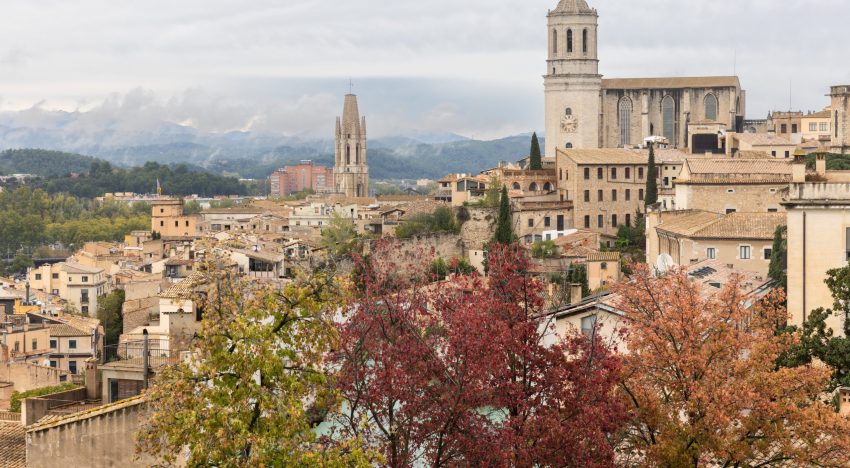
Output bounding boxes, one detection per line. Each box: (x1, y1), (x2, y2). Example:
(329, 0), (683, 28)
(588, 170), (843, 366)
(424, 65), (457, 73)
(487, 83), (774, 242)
(102, 339), (171, 369)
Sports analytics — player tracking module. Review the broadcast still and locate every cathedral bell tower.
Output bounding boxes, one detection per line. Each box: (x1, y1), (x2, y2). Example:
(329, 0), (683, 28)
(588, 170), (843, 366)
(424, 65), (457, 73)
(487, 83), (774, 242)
(334, 94), (369, 198)
(544, 0), (602, 155)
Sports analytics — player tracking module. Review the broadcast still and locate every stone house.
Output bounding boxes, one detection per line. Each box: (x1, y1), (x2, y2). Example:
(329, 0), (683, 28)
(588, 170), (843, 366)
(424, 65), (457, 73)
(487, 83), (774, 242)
(674, 158), (792, 214)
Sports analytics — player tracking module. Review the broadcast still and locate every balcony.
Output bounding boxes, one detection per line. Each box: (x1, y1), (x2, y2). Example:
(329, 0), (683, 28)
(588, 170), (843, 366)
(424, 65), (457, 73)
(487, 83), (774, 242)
(102, 339), (172, 369)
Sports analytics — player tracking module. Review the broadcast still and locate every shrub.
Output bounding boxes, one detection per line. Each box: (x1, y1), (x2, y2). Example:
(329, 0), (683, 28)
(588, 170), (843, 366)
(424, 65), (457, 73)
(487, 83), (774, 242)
(9, 382), (80, 412)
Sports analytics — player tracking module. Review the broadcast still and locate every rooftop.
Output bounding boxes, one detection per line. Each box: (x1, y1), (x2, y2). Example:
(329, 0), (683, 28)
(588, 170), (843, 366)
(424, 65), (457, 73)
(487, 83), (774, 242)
(557, 148), (648, 165)
(679, 158), (792, 184)
(735, 132), (795, 147)
(0, 422), (25, 468)
(654, 210), (784, 240)
(47, 323), (89, 337)
(602, 76), (740, 90)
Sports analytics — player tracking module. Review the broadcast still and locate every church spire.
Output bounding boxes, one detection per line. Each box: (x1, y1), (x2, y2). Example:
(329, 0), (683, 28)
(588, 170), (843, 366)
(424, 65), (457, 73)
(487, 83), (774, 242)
(334, 93), (369, 197)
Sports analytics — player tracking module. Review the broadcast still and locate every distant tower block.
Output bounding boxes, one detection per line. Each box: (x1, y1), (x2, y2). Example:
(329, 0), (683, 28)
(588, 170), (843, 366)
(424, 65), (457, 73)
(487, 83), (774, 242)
(334, 94), (369, 198)
(831, 85), (850, 154)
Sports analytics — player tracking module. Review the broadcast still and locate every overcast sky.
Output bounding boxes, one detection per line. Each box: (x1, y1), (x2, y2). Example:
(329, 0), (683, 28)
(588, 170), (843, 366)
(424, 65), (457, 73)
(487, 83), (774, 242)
(0, 0), (848, 140)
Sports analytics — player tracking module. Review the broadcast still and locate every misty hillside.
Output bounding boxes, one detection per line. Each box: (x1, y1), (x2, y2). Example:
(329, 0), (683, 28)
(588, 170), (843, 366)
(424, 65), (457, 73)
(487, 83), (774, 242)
(0, 117), (540, 180)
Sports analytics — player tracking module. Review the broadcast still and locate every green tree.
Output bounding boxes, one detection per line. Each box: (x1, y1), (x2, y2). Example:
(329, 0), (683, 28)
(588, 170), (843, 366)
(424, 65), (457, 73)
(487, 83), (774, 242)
(97, 289), (125, 346)
(320, 212), (361, 259)
(768, 225), (787, 288)
(395, 206), (459, 239)
(531, 240), (558, 259)
(780, 263), (850, 389)
(136, 272), (373, 466)
(493, 186), (514, 245)
(7, 254), (32, 275)
(529, 132), (542, 170)
(645, 143), (658, 207)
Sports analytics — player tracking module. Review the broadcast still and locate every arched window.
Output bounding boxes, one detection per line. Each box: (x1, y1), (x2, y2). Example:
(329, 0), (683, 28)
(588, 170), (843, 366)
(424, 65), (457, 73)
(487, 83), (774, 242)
(552, 29), (558, 54)
(582, 29), (588, 53)
(567, 29), (573, 53)
(346, 145), (351, 164)
(565, 142), (573, 148)
(529, 182), (539, 192)
(704, 94), (718, 121)
(565, 108), (572, 117)
(356, 144), (361, 164)
(662, 96), (676, 146)
(512, 182), (521, 190)
(618, 97), (633, 146)
(543, 182), (553, 191)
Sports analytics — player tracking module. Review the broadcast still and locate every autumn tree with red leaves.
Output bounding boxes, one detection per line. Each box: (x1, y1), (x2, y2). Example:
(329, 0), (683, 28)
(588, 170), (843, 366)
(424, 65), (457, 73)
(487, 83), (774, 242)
(331, 242), (626, 467)
(613, 265), (850, 467)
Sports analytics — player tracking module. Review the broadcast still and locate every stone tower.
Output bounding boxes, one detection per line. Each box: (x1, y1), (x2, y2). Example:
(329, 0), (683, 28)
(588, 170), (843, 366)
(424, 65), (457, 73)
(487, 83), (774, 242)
(543, 0), (602, 155)
(830, 85), (850, 155)
(334, 94), (369, 197)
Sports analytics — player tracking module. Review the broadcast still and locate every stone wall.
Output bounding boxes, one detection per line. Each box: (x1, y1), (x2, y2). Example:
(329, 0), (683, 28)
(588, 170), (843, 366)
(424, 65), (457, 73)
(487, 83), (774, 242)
(0, 363), (66, 397)
(675, 183), (786, 214)
(26, 398), (157, 468)
(459, 206), (496, 251)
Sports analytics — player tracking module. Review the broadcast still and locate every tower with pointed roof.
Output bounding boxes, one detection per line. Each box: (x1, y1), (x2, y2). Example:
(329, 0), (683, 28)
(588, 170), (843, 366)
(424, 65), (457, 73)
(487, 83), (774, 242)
(333, 94), (369, 197)
(544, 0), (602, 155)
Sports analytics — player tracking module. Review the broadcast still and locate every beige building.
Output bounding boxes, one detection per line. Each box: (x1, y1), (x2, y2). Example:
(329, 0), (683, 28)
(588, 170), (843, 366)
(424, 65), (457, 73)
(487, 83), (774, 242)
(543, 0), (745, 155)
(555, 148), (648, 239)
(646, 209), (783, 277)
(769, 111), (802, 138)
(586, 251), (621, 290)
(151, 199), (199, 238)
(334, 94), (369, 197)
(727, 132), (796, 159)
(800, 109), (833, 144)
(513, 199), (574, 243)
(831, 85), (850, 154)
(28, 262), (108, 316)
(0, 322), (51, 365)
(674, 158), (792, 214)
(784, 154), (850, 334)
(435, 174), (488, 207)
(46, 323), (95, 375)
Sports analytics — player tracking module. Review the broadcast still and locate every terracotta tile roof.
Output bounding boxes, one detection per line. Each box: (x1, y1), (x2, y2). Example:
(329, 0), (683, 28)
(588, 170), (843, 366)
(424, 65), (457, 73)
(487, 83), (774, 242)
(679, 158), (792, 184)
(655, 210), (785, 240)
(0, 422), (25, 467)
(159, 271), (207, 299)
(47, 323), (88, 337)
(735, 132), (795, 146)
(556, 148), (648, 165)
(736, 150), (773, 159)
(602, 76), (740, 90)
(586, 252), (621, 262)
(27, 395), (146, 432)
(804, 110), (831, 119)
(61, 262), (103, 274)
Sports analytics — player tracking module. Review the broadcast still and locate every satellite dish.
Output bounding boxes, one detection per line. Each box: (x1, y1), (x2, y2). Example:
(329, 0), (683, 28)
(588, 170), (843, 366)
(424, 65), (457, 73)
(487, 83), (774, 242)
(655, 254), (676, 274)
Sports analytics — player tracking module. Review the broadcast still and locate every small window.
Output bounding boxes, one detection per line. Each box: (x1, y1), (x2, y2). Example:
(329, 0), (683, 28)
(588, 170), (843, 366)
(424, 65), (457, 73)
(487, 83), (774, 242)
(544, 217), (551, 227)
(767, 208), (778, 213)
(740, 245), (751, 260)
(639, 189), (645, 201)
(625, 213), (631, 227)
(780, 124), (787, 133)
(50, 339), (57, 349)
(769, 188), (777, 193)
(625, 167), (631, 179)
(69, 339), (77, 349)
(707, 248), (716, 259)
(625, 189), (631, 201)
(565, 143), (573, 149)
(81, 306), (88, 314)
(810, 122), (818, 132)
(49, 360), (57, 368)
(528, 219), (534, 228)
(764, 248), (773, 260)
(160, 221), (164, 227)
(726, 208), (737, 214)
(771, 151), (777, 157)
(35, 273), (42, 280)
(32, 339), (37, 350)
(597, 168), (603, 179)
(597, 215), (604, 228)
(69, 361), (77, 374)
(601, 262), (608, 270)
(581, 315), (597, 338)
(52, 273), (58, 279)
(638, 167), (645, 179)
(611, 189), (617, 201)
(584, 215), (590, 229)
(82, 276), (88, 282)
(597, 190), (603, 202)
(611, 168), (617, 179)
(584, 168), (590, 180)
(584, 190), (590, 202)
(612, 214), (618, 227)
(727, 189), (735, 194)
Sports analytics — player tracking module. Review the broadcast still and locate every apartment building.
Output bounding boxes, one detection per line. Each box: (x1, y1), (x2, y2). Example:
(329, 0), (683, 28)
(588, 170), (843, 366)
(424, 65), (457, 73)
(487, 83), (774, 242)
(28, 262), (108, 315)
(674, 158), (792, 214)
(555, 148), (648, 239)
(646, 209), (784, 277)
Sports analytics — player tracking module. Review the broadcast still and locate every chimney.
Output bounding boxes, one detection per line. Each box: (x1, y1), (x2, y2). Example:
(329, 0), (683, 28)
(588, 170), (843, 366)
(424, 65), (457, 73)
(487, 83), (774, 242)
(840, 388), (850, 417)
(25, 282), (30, 306)
(792, 154), (807, 182)
(570, 283), (583, 305)
(816, 152), (827, 176)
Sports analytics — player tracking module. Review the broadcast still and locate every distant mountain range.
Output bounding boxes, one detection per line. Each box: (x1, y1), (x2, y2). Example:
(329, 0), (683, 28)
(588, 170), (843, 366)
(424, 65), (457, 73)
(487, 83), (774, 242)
(0, 112), (539, 180)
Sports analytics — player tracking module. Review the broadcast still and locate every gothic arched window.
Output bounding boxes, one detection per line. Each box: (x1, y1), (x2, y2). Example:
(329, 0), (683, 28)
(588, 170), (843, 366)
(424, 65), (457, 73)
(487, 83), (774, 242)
(543, 182), (553, 191)
(356, 144), (361, 164)
(567, 29), (573, 53)
(662, 96), (676, 146)
(529, 182), (539, 192)
(565, 108), (572, 117)
(346, 145), (351, 165)
(704, 94), (718, 121)
(582, 29), (588, 53)
(619, 97), (633, 147)
(512, 182), (521, 190)
(552, 29), (558, 54)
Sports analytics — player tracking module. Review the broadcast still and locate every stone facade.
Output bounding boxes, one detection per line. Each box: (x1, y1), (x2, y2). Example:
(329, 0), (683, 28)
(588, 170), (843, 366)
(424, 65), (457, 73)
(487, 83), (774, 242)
(831, 85), (850, 154)
(334, 94), (370, 197)
(543, 0), (745, 155)
(150, 199), (199, 238)
(555, 148), (648, 239)
(675, 183), (786, 214)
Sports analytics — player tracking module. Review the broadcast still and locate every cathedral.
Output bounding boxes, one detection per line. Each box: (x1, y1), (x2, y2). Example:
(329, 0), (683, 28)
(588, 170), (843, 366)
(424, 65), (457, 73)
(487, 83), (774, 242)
(334, 94), (370, 197)
(543, 0), (747, 156)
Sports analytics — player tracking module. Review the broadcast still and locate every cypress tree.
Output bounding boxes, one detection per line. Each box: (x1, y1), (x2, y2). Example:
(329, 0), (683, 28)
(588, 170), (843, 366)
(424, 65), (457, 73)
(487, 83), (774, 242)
(529, 132), (542, 170)
(645, 142), (659, 207)
(493, 185), (514, 245)
(768, 225), (787, 288)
